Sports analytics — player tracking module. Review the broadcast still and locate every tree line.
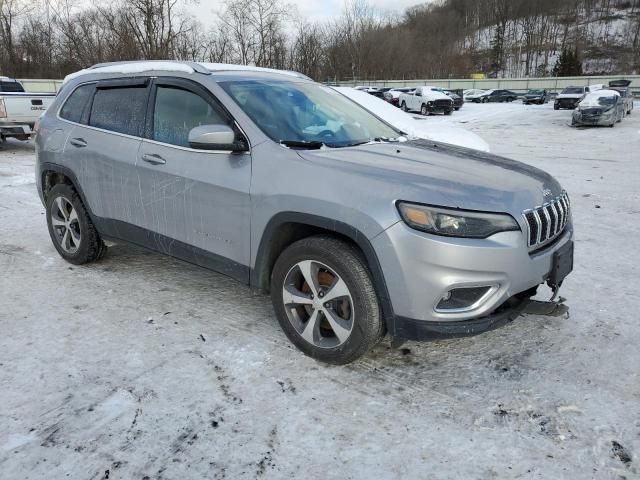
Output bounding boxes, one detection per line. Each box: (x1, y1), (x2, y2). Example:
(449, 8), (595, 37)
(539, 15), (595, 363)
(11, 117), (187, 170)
(1, 0), (639, 82)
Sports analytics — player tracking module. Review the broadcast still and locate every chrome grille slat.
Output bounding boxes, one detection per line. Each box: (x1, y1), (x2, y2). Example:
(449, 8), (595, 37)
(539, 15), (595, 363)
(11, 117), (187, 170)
(523, 191), (570, 250)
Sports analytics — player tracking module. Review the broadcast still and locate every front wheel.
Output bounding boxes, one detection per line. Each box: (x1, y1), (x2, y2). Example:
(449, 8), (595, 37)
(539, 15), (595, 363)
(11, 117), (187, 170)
(420, 104), (428, 116)
(270, 236), (384, 365)
(444, 109), (452, 115)
(401, 102), (407, 112)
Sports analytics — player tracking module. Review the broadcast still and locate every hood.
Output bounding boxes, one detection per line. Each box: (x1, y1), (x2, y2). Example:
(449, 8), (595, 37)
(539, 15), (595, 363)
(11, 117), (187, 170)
(421, 90), (452, 101)
(609, 79), (631, 87)
(297, 140), (562, 216)
(556, 93), (583, 99)
(332, 86), (490, 152)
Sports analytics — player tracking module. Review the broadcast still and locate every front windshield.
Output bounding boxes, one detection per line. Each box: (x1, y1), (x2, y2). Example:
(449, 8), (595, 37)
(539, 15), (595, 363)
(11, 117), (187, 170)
(220, 79), (400, 147)
(579, 94), (617, 108)
(528, 90), (543, 94)
(562, 87), (584, 94)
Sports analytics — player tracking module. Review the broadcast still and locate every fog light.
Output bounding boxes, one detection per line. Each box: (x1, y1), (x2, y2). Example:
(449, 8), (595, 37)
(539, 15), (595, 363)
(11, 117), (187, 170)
(435, 286), (493, 312)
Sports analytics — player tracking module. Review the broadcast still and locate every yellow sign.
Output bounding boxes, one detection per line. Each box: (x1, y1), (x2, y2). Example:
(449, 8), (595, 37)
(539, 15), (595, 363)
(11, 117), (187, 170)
(471, 73), (486, 80)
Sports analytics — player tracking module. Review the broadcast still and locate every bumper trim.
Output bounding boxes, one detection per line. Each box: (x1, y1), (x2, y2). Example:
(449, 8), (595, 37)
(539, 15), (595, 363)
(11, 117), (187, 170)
(393, 297), (529, 340)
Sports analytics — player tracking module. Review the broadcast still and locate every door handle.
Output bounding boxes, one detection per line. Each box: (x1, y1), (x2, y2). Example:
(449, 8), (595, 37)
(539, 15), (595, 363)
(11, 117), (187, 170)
(69, 137), (87, 148)
(141, 153), (166, 165)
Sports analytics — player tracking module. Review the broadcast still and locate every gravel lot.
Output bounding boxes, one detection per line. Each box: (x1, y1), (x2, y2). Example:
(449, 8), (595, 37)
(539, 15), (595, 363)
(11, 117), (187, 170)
(1, 102), (639, 479)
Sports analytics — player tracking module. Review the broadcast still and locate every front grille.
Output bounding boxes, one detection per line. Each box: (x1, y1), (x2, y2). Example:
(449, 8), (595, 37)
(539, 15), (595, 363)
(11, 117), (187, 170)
(523, 191), (570, 250)
(434, 99), (452, 108)
(557, 98), (577, 108)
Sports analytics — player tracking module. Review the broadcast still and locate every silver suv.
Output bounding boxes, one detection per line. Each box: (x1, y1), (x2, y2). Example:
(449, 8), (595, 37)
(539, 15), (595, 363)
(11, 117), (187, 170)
(35, 61), (574, 364)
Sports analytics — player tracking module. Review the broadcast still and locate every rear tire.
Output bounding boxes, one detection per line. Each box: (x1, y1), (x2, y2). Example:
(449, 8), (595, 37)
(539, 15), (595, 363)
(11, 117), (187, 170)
(46, 184), (106, 265)
(270, 236), (384, 365)
(401, 102), (407, 112)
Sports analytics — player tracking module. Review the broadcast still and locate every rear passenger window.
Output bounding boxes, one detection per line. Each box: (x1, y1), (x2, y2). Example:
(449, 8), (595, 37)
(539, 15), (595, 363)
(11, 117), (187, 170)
(60, 84), (94, 124)
(153, 86), (227, 147)
(89, 87), (147, 136)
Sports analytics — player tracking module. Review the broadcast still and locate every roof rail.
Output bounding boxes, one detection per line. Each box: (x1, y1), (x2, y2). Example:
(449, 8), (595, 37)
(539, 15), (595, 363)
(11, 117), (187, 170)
(87, 60), (211, 75)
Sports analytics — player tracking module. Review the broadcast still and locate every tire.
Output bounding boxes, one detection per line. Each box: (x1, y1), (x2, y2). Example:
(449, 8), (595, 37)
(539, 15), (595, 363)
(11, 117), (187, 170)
(444, 109), (452, 115)
(46, 183), (106, 265)
(270, 236), (384, 365)
(401, 102), (407, 112)
(454, 107), (460, 111)
(482, 97), (488, 103)
(554, 104), (560, 110)
(420, 104), (428, 116)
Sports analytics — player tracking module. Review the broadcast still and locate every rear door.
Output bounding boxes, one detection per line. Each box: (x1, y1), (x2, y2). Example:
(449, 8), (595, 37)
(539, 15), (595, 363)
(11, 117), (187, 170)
(136, 77), (252, 279)
(64, 78), (149, 224)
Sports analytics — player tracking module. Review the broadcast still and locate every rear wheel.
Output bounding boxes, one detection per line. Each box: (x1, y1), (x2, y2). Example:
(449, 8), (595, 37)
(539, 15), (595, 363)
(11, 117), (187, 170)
(46, 184), (105, 264)
(270, 236), (384, 365)
(401, 101), (407, 112)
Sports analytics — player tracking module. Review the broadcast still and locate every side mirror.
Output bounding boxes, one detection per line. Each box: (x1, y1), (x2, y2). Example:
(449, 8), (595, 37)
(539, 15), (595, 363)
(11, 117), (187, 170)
(188, 124), (247, 151)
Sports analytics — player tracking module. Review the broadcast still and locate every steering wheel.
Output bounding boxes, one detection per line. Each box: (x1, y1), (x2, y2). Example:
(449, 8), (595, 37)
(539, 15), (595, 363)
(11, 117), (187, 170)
(315, 129), (336, 140)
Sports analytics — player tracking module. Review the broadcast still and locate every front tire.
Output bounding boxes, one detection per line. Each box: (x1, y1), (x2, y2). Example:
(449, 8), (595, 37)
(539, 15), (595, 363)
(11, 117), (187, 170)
(270, 236), (384, 365)
(401, 102), (407, 112)
(46, 184), (105, 264)
(420, 104), (428, 116)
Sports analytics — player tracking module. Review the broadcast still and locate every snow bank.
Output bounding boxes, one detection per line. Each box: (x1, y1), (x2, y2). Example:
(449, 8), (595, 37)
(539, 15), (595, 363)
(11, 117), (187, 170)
(333, 87), (491, 152)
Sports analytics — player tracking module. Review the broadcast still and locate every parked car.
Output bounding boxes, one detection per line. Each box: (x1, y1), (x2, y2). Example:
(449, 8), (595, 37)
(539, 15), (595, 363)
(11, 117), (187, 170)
(334, 87), (489, 151)
(399, 86), (454, 115)
(438, 88), (464, 110)
(368, 87), (391, 99)
(554, 86), (592, 110)
(608, 80), (634, 115)
(36, 61), (574, 364)
(463, 89), (487, 102)
(383, 87), (414, 107)
(0, 76), (56, 142)
(477, 89), (519, 103)
(522, 89), (549, 105)
(571, 90), (624, 127)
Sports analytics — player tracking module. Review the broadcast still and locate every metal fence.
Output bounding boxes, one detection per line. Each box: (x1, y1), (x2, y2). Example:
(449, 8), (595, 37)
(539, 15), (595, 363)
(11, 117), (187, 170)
(333, 75), (640, 95)
(16, 75), (640, 96)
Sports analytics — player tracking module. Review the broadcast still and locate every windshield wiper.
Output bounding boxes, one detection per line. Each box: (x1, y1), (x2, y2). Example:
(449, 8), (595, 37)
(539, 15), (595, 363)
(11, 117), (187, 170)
(280, 140), (325, 149)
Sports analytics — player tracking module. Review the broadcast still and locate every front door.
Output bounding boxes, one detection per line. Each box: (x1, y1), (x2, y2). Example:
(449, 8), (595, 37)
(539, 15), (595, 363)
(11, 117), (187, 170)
(135, 78), (252, 281)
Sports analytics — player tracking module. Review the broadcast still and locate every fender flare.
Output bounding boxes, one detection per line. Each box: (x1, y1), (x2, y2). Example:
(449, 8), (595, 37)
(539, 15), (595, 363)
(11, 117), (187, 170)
(251, 212), (396, 332)
(39, 162), (95, 218)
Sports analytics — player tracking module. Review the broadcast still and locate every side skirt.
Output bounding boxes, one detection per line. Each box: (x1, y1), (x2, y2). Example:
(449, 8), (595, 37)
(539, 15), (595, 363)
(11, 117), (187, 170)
(95, 217), (250, 284)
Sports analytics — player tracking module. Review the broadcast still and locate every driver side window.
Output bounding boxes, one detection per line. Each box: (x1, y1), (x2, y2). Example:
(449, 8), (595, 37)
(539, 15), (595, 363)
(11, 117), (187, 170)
(153, 86), (228, 148)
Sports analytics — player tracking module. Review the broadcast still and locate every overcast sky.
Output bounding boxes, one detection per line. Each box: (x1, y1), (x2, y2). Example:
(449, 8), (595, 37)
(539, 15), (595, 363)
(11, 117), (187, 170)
(187, 0), (424, 25)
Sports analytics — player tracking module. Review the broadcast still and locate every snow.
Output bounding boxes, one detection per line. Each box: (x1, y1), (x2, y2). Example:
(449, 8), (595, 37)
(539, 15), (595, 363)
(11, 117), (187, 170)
(334, 87), (491, 152)
(199, 63), (310, 79)
(1, 102), (640, 478)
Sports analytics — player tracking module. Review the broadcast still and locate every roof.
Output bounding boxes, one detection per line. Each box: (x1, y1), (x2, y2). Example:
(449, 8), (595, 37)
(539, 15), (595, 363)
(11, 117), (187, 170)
(63, 60), (310, 84)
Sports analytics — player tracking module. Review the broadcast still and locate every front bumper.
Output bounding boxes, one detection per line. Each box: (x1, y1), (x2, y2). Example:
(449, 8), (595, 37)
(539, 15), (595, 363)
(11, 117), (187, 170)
(372, 221), (574, 337)
(572, 112), (614, 126)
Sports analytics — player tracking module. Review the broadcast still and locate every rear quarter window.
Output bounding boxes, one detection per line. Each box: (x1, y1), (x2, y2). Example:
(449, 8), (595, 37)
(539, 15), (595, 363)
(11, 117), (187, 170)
(89, 86), (148, 136)
(0, 81), (24, 93)
(60, 84), (95, 124)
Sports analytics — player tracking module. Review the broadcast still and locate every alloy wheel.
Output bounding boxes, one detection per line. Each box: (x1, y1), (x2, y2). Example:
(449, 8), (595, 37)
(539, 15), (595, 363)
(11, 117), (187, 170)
(50, 196), (81, 253)
(282, 260), (354, 349)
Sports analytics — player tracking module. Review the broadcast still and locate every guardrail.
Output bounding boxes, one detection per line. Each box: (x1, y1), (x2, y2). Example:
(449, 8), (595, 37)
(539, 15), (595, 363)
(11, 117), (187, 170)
(16, 75), (640, 97)
(333, 75), (640, 95)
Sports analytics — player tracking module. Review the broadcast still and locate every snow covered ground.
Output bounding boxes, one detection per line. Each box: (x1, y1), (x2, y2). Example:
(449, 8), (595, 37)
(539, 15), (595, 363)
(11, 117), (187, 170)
(1, 102), (639, 479)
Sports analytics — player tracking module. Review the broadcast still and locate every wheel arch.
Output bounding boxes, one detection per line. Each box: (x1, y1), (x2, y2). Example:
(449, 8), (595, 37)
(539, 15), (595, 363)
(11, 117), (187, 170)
(40, 162), (94, 217)
(252, 212), (395, 330)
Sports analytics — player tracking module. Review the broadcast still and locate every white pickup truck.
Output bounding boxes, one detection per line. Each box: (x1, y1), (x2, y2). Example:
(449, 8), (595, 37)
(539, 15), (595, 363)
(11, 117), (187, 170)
(399, 86), (454, 115)
(0, 77), (56, 141)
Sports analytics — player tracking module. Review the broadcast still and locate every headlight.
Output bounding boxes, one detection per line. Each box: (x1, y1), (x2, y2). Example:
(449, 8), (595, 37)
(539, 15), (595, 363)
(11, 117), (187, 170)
(397, 202), (520, 238)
